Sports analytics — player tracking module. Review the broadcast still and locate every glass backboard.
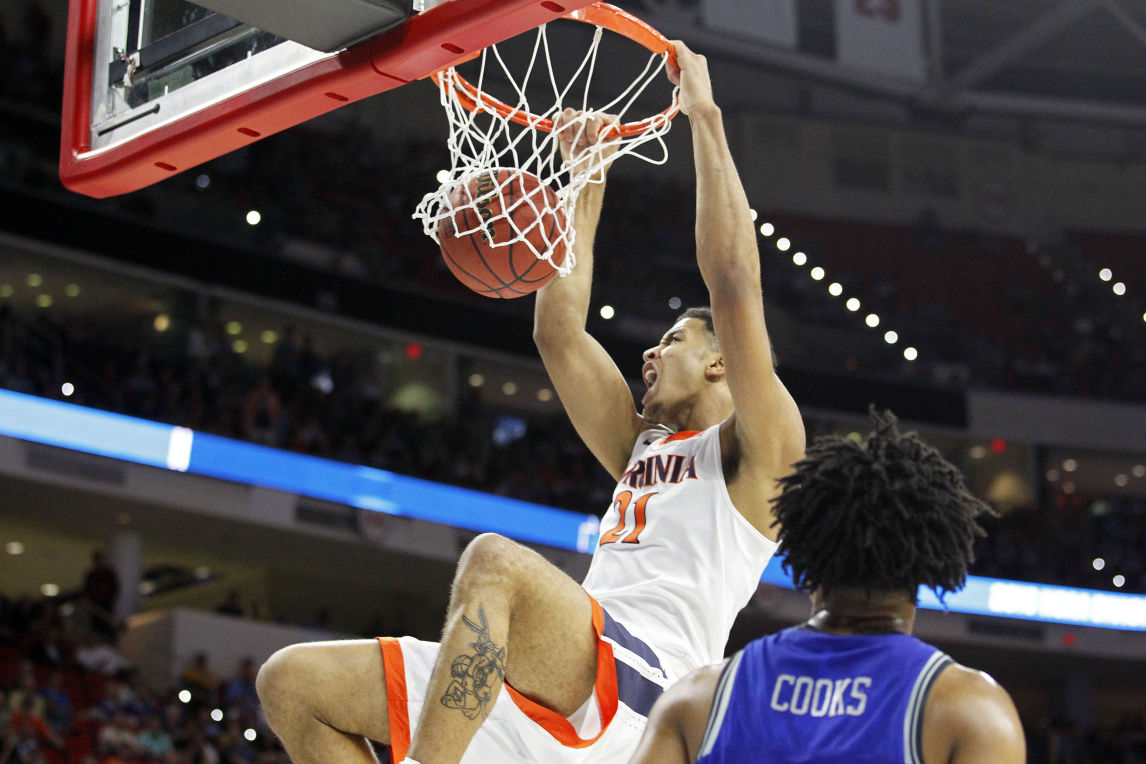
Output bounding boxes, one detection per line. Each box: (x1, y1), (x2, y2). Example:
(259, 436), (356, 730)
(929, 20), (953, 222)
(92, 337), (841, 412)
(61, 0), (596, 197)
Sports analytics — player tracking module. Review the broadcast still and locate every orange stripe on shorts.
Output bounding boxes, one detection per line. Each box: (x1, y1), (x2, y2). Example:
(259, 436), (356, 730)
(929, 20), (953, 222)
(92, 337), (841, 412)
(377, 637), (411, 762)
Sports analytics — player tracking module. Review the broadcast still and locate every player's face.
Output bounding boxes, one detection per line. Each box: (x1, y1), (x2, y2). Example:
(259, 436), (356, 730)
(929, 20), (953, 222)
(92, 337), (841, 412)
(640, 317), (717, 419)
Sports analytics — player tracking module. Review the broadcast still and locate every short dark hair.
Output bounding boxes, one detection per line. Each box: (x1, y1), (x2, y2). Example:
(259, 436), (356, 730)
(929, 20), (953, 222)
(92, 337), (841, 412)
(675, 306), (779, 366)
(771, 408), (993, 602)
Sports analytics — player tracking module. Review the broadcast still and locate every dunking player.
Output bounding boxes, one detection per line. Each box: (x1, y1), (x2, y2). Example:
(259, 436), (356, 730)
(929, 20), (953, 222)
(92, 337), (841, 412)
(629, 410), (1026, 764)
(256, 41), (804, 764)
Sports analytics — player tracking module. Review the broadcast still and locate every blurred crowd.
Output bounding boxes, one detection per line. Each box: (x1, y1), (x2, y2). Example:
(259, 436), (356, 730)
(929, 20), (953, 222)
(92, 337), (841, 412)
(2, 298), (1143, 596)
(2, 2), (1146, 405)
(0, 592), (295, 764)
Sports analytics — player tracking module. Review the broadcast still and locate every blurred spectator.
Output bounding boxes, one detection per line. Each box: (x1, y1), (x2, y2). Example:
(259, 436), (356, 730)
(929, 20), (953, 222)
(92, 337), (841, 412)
(215, 589), (245, 618)
(221, 657), (259, 718)
(82, 549), (120, 641)
(136, 712), (175, 758)
(181, 652), (220, 708)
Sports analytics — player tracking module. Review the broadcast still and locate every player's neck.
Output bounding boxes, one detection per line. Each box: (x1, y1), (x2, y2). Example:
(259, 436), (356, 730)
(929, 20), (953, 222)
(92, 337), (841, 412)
(652, 390), (732, 433)
(804, 589), (915, 636)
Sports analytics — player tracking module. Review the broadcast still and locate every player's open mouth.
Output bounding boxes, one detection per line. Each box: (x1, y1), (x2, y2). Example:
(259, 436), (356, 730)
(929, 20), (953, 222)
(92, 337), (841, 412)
(642, 364), (658, 388)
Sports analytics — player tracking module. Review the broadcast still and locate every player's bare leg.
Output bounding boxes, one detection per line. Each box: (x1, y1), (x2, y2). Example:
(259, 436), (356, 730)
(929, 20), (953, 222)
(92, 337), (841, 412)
(258, 639), (392, 763)
(406, 532), (599, 764)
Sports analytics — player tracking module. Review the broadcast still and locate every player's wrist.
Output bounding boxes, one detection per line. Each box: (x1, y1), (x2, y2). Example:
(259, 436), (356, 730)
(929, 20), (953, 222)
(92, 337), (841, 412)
(687, 102), (721, 124)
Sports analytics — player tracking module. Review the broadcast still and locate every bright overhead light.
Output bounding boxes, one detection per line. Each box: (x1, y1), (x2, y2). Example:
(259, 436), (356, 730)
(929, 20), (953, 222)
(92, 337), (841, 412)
(246, 210), (261, 226)
(828, 282), (843, 297)
(903, 347), (918, 361)
(600, 305), (615, 320)
(1112, 282), (1126, 296)
(436, 169), (451, 184)
(502, 382), (517, 396)
(809, 267), (825, 281)
(749, 208), (758, 221)
(883, 330), (898, 344)
(468, 373), (484, 388)
(1114, 575), (1126, 588)
(776, 237), (791, 252)
(1098, 268), (1112, 281)
(1092, 557), (1105, 571)
(865, 313), (880, 328)
(1062, 458), (1077, 472)
(792, 252), (807, 266)
(845, 298), (861, 312)
(759, 222), (774, 237)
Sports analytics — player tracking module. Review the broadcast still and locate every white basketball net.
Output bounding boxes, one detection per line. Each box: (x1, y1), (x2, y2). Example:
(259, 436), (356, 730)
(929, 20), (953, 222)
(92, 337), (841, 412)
(413, 18), (679, 277)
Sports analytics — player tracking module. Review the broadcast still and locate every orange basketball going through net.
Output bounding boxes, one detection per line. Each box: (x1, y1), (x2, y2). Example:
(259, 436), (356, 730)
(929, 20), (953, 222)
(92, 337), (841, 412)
(436, 169), (567, 299)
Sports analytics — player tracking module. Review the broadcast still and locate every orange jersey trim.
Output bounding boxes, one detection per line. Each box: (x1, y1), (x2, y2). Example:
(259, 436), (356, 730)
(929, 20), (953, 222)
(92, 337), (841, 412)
(503, 596), (619, 748)
(660, 430), (700, 443)
(378, 637), (411, 762)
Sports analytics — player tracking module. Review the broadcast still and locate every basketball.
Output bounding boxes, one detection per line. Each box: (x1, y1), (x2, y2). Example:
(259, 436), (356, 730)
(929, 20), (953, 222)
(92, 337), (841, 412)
(437, 170), (567, 299)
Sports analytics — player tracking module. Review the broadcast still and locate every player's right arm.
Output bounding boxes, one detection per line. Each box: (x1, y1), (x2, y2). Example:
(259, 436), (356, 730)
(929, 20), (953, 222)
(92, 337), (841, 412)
(534, 112), (645, 480)
(922, 664), (1026, 763)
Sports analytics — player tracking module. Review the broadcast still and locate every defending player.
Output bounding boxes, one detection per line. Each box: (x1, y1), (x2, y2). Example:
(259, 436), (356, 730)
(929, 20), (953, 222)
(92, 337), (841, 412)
(628, 410), (1026, 764)
(256, 41), (804, 764)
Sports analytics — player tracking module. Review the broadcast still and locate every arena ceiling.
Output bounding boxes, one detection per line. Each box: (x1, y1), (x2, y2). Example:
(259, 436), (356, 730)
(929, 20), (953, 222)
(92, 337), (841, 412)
(635, 0), (1146, 159)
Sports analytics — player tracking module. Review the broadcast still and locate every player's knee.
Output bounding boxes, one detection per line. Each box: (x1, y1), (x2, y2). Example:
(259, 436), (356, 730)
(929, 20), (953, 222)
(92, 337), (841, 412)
(454, 533), (525, 591)
(256, 643), (311, 715)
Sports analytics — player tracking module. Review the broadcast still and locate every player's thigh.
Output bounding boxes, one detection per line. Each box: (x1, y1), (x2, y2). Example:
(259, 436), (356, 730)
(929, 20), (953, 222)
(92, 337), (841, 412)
(259, 638), (392, 744)
(464, 535), (598, 713)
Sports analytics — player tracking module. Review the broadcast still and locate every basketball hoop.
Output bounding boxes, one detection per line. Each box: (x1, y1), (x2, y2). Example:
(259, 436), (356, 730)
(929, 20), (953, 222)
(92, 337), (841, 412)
(413, 2), (680, 278)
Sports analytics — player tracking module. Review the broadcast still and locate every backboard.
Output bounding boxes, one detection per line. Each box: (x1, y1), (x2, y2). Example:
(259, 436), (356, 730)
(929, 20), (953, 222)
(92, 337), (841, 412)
(60, 0), (598, 198)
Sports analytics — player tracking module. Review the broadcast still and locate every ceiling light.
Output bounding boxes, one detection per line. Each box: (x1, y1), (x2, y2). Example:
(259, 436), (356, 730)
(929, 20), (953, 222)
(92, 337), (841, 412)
(883, 330), (898, 344)
(865, 313), (880, 328)
(810, 267), (825, 281)
(828, 282), (843, 297)
(1112, 282), (1126, 296)
(903, 347), (918, 361)
(1098, 268), (1112, 281)
(776, 237), (791, 252)
(792, 252), (807, 266)
(1062, 458), (1077, 472)
(845, 298), (860, 312)
(759, 222), (774, 237)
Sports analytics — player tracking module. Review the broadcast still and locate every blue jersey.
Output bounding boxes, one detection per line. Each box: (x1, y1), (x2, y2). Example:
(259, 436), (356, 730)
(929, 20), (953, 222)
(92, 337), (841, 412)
(697, 627), (951, 764)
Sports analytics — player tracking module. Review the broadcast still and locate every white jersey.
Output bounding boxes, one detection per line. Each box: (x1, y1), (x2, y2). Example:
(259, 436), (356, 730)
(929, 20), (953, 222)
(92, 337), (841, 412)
(581, 423), (778, 679)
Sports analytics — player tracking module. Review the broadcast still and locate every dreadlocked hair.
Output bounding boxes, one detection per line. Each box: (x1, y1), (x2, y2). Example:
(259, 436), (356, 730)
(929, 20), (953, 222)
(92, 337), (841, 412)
(772, 408), (995, 602)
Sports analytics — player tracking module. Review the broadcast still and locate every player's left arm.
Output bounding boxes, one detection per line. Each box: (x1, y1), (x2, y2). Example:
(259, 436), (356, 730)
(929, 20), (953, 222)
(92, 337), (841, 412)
(922, 664), (1026, 764)
(629, 663), (723, 764)
(670, 41), (805, 538)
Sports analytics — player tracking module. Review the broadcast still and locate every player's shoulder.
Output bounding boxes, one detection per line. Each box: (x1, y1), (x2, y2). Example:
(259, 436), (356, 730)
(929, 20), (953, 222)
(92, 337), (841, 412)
(923, 661), (1025, 762)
